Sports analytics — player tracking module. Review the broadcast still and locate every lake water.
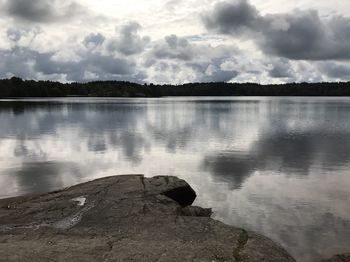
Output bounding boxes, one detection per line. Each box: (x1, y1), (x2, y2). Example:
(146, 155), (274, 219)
(0, 97), (350, 261)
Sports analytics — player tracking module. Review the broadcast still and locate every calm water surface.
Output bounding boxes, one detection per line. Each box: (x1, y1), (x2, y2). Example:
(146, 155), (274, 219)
(0, 97), (350, 261)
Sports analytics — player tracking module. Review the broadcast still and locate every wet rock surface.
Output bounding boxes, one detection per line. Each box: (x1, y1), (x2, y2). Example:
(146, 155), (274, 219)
(0, 175), (296, 262)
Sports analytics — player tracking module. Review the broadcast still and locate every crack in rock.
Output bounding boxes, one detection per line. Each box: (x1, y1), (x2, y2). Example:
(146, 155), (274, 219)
(233, 230), (249, 262)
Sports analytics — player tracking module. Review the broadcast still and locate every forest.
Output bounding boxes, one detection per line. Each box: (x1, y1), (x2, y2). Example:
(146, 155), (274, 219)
(1, 77), (350, 97)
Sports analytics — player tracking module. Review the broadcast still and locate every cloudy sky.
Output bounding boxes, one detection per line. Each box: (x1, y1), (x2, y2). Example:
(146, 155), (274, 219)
(0, 0), (349, 84)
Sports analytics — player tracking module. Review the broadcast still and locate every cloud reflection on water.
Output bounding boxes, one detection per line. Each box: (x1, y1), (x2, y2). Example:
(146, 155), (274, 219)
(0, 98), (350, 261)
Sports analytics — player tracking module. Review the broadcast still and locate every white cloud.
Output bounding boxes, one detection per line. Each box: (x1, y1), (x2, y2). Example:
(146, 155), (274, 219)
(0, 0), (349, 83)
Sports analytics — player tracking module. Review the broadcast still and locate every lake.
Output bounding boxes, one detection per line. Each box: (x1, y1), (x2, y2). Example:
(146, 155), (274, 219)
(0, 97), (350, 261)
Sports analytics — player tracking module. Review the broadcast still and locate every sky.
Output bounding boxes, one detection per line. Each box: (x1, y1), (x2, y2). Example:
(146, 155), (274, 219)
(0, 0), (349, 84)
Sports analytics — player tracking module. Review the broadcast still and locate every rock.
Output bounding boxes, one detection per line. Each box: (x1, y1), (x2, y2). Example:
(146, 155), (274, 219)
(320, 253), (350, 262)
(179, 206), (213, 217)
(0, 175), (296, 262)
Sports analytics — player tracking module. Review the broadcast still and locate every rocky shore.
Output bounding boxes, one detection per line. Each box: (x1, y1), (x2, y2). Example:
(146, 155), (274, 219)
(0, 175), (344, 261)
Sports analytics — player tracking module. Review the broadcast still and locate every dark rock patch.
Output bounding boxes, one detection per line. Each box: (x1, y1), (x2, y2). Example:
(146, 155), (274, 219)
(162, 186), (196, 207)
(321, 253), (350, 262)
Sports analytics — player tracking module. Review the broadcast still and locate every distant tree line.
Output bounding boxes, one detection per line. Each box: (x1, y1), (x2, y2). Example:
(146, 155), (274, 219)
(1, 77), (350, 97)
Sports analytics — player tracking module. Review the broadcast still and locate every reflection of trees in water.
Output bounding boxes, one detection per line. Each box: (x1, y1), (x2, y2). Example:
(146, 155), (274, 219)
(145, 100), (258, 152)
(0, 99), (251, 162)
(0, 101), (146, 135)
(2, 98), (350, 190)
(0, 101), (148, 163)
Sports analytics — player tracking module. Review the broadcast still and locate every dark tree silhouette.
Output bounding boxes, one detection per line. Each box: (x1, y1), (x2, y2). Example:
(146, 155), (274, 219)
(0, 77), (349, 98)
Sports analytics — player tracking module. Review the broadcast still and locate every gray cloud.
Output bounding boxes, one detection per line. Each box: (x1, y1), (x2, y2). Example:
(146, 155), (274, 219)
(7, 28), (23, 42)
(3, 0), (86, 23)
(0, 0), (349, 84)
(145, 35), (240, 83)
(83, 33), (105, 48)
(187, 62), (239, 82)
(204, 68), (239, 82)
(0, 21), (149, 82)
(0, 46), (138, 82)
(151, 35), (195, 61)
(6, 27), (42, 43)
(203, 0), (350, 61)
(0, 47), (38, 79)
(269, 59), (294, 78)
(203, 0), (259, 34)
(86, 54), (135, 76)
(165, 0), (184, 11)
(107, 22), (150, 56)
(318, 62), (350, 79)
